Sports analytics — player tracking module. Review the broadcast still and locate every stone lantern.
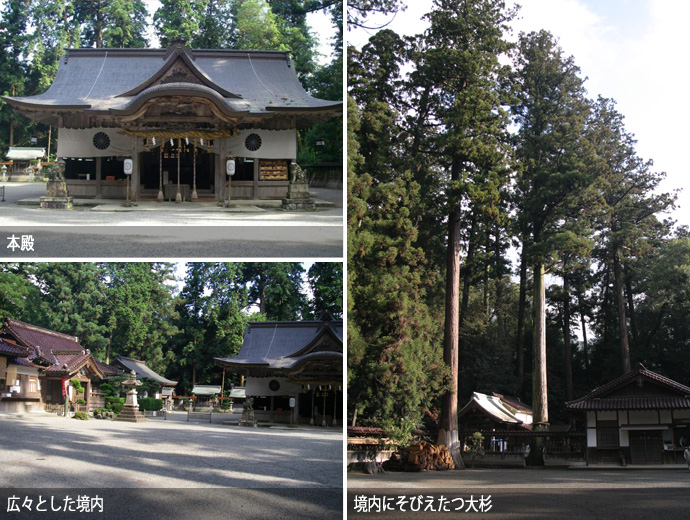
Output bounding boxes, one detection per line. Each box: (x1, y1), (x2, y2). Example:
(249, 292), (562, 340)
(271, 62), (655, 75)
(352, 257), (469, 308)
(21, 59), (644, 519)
(114, 370), (147, 423)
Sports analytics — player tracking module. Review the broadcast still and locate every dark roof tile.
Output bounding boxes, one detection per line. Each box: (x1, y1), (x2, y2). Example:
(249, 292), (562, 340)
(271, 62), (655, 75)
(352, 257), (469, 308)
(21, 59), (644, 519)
(0, 338), (32, 357)
(216, 320), (343, 370)
(3, 318), (83, 361)
(566, 364), (690, 411)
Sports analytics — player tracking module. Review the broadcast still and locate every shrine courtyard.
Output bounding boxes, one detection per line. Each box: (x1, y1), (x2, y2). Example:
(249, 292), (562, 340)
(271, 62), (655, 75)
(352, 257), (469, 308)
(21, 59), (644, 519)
(348, 468), (690, 519)
(0, 183), (343, 258)
(0, 412), (342, 518)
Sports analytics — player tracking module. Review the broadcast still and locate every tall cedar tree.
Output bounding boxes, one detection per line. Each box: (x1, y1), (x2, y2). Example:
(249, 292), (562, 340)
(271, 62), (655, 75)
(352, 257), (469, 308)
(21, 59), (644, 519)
(172, 263), (247, 392)
(586, 97), (676, 375)
(418, 0), (516, 467)
(192, 0), (236, 49)
(512, 31), (594, 464)
(0, 0), (30, 153)
(347, 96), (448, 440)
(242, 263), (307, 320)
(75, 0), (149, 48)
(307, 262), (343, 319)
(154, 0), (205, 47)
(29, 263), (110, 358)
(104, 263), (179, 374)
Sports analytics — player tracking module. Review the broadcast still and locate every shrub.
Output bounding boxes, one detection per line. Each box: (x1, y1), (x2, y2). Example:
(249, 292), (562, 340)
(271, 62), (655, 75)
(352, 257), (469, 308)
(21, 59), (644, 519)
(110, 402), (124, 414)
(138, 398), (163, 411)
(74, 411), (88, 420)
(71, 379), (85, 394)
(106, 397), (125, 409)
(76, 398), (86, 405)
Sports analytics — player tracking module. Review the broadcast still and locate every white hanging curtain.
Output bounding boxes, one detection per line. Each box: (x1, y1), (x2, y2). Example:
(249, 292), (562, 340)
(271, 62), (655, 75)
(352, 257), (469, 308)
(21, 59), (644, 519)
(57, 128), (135, 158)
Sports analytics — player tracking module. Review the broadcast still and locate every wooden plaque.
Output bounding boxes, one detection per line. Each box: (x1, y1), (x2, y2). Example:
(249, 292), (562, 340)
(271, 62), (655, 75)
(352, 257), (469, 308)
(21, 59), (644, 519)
(259, 159), (288, 180)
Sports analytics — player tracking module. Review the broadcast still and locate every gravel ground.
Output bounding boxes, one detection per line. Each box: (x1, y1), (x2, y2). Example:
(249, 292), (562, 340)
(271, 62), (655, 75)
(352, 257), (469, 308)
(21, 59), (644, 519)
(348, 467), (690, 519)
(0, 412), (343, 489)
(0, 413), (343, 518)
(0, 183), (343, 258)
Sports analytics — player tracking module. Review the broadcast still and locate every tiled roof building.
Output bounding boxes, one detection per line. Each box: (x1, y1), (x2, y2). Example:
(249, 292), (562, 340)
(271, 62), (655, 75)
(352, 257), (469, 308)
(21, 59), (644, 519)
(0, 318), (113, 413)
(3, 41), (342, 202)
(566, 364), (690, 465)
(216, 313), (342, 425)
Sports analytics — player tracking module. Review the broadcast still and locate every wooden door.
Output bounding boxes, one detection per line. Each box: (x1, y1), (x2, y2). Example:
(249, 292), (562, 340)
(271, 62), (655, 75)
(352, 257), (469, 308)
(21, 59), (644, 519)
(629, 431), (662, 464)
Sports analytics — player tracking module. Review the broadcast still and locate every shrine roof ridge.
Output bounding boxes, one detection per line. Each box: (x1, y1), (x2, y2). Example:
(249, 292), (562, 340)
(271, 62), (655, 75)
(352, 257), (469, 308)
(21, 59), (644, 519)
(64, 47), (292, 58)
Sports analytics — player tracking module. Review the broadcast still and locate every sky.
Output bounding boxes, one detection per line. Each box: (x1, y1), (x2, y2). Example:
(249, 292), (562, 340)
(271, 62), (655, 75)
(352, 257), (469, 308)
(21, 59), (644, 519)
(348, 0), (690, 229)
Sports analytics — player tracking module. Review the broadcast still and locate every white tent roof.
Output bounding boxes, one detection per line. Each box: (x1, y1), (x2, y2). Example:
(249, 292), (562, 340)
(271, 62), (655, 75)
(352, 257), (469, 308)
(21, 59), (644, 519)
(460, 392), (527, 425)
(6, 147), (45, 160)
(192, 385), (221, 396)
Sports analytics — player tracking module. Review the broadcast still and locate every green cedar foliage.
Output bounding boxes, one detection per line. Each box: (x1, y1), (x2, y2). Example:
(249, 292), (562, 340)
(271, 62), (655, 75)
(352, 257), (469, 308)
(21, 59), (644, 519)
(307, 262), (343, 319)
(103, 263), (179, 374)
(75, 0), (149, 48)
(172, 263), (247, 393)
(347, 95), (449, 440)
(192, 0), (236, 49)
(154, 0), (205, 47)
(28, 263), (110, 359)
(0, 264), (38, 319)
(242, 263), (307, 321)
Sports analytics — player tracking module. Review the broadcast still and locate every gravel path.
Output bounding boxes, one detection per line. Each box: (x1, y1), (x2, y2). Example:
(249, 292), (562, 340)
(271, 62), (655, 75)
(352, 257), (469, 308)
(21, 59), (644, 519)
(0, 413), (342, 489)
(348, 467), (690, 519)
(0, 183), (343, 258)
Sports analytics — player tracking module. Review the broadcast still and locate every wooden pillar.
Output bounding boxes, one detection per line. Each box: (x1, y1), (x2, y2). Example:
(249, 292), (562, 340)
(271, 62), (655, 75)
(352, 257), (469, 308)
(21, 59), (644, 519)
(332, 388), (337, 427)
(192, 141), (198, 200)
(176, 139), (182, 202)
(216, 139), (225, 202)
(130, 151), (139, 202)
(158, 143), (164, 200)
(253, 159), (260, 199)
(95, 157), (102, 198)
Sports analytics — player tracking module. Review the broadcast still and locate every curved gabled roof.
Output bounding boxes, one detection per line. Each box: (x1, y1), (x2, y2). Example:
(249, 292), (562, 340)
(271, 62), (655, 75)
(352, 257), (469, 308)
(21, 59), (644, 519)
(3, 42), (341, 126)
(215, 318), (343, 374)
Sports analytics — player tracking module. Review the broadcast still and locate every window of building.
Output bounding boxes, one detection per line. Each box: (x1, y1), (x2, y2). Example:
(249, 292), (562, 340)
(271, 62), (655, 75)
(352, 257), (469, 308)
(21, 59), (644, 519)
(29, 378), (38, 393)
(597, 420), (620, 448)
(64, 158), (95, 180)
(233, 157), (255, 181)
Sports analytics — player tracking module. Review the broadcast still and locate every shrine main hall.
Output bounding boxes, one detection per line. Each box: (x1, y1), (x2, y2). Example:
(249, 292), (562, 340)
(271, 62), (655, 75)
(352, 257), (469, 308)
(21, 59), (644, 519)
(3, 40), (341, 202)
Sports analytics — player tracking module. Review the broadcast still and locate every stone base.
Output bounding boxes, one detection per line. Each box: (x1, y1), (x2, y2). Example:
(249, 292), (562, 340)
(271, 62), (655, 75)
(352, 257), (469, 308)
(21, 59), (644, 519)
(114, 405), (147, 423)
(238, 410), (257, 427)
(39, 196), (73, 209)
(45, 180), (70, 197)
(282, 182), (315, 210)
(282, 197), (315, 210)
